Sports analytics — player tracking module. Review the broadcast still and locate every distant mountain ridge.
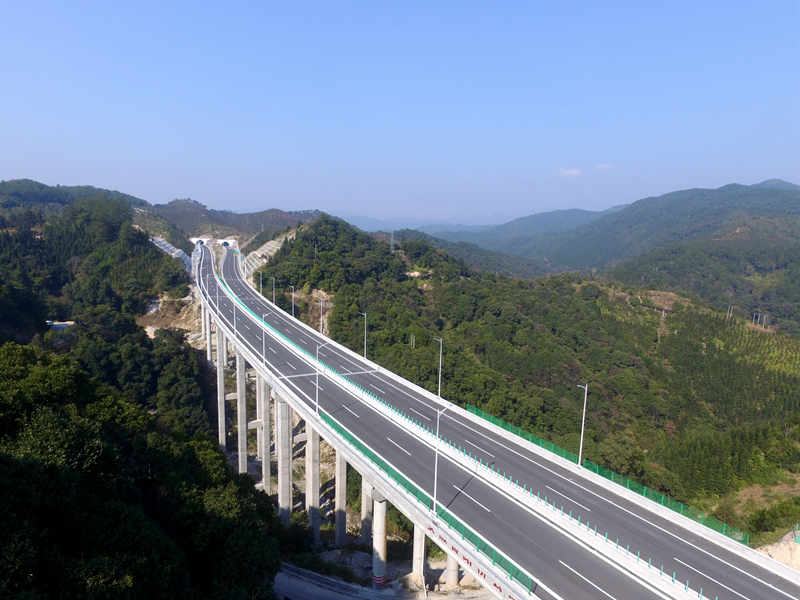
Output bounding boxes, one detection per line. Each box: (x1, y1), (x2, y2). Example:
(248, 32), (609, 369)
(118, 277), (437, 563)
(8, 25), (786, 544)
(434, 205), (627, 246)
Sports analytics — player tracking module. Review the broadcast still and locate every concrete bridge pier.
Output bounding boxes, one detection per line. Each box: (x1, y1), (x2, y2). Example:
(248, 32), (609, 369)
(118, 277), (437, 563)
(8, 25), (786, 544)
(205, 309), (212, 361)
(216, 327), (227, 451)
(360, 480), (373, 544)
(412, 524), (427, 588)
(306, 425), (320, 539)
(256, 375), (270, 487)
(445, 554), (459, 588)
(201, 303), (206, 337)
(276, 395), (292, 525)
(335, 450), (347, 547)
(236, 352), (247, 474)
(371, 490), (387, 589)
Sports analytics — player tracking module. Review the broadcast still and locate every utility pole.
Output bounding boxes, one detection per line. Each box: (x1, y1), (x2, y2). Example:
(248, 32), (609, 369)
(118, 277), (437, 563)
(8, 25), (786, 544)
(577, 384), (588, 468)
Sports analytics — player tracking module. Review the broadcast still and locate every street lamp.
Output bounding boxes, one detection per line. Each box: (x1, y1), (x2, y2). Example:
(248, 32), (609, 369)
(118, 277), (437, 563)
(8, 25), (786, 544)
(576, 384), (588, 468)
(270, 277), (276, 304)
(433, 404), (450, 517)
(433, 338), (443, 398)
(289, 286), (295, 317)
(316, 341), (331, 414)
(358, 312), (367, 358)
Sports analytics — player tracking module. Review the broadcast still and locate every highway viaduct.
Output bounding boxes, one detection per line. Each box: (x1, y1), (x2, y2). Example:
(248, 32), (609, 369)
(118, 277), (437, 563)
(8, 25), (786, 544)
(195, 242), (799, 600)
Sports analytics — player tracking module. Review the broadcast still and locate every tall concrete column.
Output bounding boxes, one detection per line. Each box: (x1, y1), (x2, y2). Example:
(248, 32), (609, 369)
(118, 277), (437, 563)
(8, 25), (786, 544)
(216, 327), (227, 451)
(276, 396), (292, 525)
(256, 374), (264, 461)
(205, 310), (212, 361)
(412, 524), (426, 588)
(305, 425), (320, 539)
(257, 375), (270, 493)
(445, 554), (459, 588)
(360, 480), (373, 544)
(201, 303), (206, 337)
(236, 352), (247, 474)
(372, 491), (387, 589)
(335, 451), (347, 547)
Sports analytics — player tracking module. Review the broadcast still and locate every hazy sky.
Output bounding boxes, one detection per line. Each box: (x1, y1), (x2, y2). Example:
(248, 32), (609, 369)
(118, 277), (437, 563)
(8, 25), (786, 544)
(1, 2), (798, 222)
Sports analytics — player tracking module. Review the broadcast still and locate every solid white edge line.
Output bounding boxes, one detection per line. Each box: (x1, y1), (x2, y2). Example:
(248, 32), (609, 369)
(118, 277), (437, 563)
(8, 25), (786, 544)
(387, 438), (411, 455)
(674, 557), (754, 600)
(546, 486), (592, 512)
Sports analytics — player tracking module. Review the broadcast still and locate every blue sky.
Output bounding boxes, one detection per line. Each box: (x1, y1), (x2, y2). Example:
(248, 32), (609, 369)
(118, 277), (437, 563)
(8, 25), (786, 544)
(1, 2), (798, 222)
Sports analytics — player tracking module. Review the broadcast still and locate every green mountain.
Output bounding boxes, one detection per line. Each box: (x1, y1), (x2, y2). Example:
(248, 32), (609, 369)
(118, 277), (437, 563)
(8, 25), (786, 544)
(152, 199), (317, 240)
(258, 215), (800, 544)
(434, 205), (626, 247)
(490, 183), (800, 269)
(390, 228), (548, 280)
(0, 178), (149, 209)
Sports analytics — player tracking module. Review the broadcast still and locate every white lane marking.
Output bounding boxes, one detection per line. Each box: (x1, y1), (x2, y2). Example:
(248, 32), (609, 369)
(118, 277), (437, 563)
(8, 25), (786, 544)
(370, 383), (386, 394)
(559, 561), (619, 600)
(452, 484), (491, 513)
(342, 404), (360, 418)
(319, 351), (327, 357)
(299, 338), (307, 344)
(287, 362), (297, 370)
(409, 407), (431, 421)
(220, 252), (787, 600)
(546, 486), (592, 512)
(269, 347), (277, 353)
(245, 324), (251, 330)
(387, 438), (411, 455)
(466, 440), (495, 458)
(675, 558), (753, 600)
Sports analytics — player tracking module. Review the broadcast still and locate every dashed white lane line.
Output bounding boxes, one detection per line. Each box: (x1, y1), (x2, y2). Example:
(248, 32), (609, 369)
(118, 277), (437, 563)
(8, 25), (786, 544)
(559, 561), (619, 600)
(674, 558), (753, 600)
(387, 438), (411, 455)
(269, 347), (277, 353)
(466, 440), (495, 458)
(409, 407), (431, 421)
(452, 484), (491, 513)
(342, 405), (360, 418)
(546, 486), (592, 512)
(287, 362), (297, 370)
(319, 351), (327, 357)
(299, 338), (307, 344)
(370, 383), (386, 394)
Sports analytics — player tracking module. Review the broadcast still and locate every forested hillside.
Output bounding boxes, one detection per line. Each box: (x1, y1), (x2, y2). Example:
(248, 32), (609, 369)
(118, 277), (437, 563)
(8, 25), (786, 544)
(259, 215), (800, 545)
(0, 197), (314, 598)
(391, 228), (548, 280)
(152, 199), (317, 239)
(491, 182), (800, 268)
(433, 205), (625, 247)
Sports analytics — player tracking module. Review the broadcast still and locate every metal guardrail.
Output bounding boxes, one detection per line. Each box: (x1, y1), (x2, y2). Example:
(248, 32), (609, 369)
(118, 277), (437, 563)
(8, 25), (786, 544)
(465, 404), (750, 546)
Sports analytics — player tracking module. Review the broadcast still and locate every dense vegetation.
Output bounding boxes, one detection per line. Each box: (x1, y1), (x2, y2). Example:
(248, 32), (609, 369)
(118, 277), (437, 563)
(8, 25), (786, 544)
(260, 215), (800, 544)
(392, 229), (548, 280)
(612, 231), (800, 334)
(152, 199), (318, 240)
(434, 205), (625, 247)
(0, 196), (317, 598)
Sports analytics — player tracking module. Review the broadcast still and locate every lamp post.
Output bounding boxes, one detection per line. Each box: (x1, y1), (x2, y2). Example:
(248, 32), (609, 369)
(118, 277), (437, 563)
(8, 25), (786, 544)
(577, 384), (588, 468)
(289, 286), (295, 317)
(433, 338), (443, 398)
(433, 404), (450, 517)
(359, 312), (367, 358)
(270, 277), (276, 304)
(316, 341), (331, 414)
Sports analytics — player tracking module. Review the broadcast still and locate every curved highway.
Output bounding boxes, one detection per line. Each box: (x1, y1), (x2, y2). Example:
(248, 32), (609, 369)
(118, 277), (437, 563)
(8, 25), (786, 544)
(199, 244), (797, 600)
